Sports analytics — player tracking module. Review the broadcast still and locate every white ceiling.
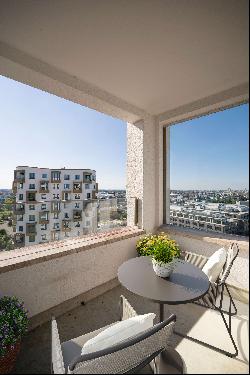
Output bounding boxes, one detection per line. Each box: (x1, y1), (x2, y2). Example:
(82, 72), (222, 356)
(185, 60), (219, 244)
(0, 0), (249, 117)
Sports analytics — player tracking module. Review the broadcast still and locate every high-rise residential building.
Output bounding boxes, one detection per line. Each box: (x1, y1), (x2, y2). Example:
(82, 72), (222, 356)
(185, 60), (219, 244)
(12, 166), (98, 247)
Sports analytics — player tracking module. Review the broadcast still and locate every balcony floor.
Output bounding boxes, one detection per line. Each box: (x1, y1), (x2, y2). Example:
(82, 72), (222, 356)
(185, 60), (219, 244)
(12, 285), (249, 374)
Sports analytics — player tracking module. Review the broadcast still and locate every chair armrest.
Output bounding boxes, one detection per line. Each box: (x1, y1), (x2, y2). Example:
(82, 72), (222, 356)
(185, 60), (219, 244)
(184, 251), (208, 269)
(51, 317), (65, 374)
(120, 295), (138, 320)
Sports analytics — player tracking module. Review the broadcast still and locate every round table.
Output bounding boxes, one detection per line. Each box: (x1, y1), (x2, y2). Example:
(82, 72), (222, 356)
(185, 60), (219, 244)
(118, 256), (209, 322)
(118, 256), (210, 373)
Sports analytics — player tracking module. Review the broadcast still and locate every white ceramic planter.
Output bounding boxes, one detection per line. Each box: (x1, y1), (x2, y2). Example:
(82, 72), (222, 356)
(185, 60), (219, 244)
(152, 258), (177, 278)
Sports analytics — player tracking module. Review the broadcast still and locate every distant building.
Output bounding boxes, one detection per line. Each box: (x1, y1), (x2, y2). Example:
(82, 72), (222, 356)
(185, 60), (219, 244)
(12, 166), (98, 247)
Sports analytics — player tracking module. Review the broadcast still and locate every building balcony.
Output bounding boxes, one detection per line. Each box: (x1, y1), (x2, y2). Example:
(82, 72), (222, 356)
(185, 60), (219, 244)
(0, 227), (248, 374)
(62, 192), (71, 201)
(14, 204), (25, 215)
(62, 220), (71, 231)
(73, 210), (82, 221)
(14, 170), (25, 183)
(13, 233), (25, 247)
(26, 223), (37, 235)
(39, 212), (50, 224)
(39, 181), (49, 193)
(73, 182), (82, 193)
(51, 171), (61, 183)
(26, 191), (37, 203)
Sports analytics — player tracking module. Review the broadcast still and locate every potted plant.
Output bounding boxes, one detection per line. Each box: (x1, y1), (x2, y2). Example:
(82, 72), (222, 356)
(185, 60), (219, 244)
(136, 233), (181, 278)
(0, 296), (28, 374)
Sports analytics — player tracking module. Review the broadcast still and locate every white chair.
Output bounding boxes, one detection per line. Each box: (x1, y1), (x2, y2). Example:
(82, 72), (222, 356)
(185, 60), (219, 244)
(180, 242), (239, 357)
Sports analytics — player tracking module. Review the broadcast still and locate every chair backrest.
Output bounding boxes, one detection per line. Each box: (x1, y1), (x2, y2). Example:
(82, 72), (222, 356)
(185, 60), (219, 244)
(68, 314), (176, 374)
(219, 242), (239, 284)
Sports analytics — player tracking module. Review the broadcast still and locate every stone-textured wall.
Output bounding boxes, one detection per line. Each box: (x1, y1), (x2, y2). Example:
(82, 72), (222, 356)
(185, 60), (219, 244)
(0, 235), (140, 317)
(127, 116), (163, 232)
(127, 121), (144, 228)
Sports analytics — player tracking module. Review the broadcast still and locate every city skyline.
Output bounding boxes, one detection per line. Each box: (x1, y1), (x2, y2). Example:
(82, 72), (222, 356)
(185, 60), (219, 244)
(0, 75), (249, 190)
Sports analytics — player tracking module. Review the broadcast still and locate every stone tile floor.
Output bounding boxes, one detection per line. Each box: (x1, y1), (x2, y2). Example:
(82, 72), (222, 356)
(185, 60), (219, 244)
(13, 285), (249, 374)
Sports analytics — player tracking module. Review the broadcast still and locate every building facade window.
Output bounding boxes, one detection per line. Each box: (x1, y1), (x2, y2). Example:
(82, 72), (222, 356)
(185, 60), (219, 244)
(53, 212), (59, 219)
(29, 235), (35, 242)
(53, 223), (60, 230)
(29, 215), (36, 222)
(42, 173), (48, 179)
(53, 193), (60, 200)
(41, 194), (47, 200)
(41, 224), (47, 230)
(87, 193), (91, 199)
(64, 174), (70, 180)
(19, 194), (23, 200)
(29, 204), (35, 210)
(75, 175), (80, 180)
(29, 184), (36, 189)
(19, 226), (23, 232)
(29, 173), (35, 179)
(64, 184), (70, 189)
(41, 203), (47, 210)
(51, 171), (61, 181)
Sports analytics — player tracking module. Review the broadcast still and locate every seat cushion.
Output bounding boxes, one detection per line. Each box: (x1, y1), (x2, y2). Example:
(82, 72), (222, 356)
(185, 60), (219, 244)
(61, 322), (118, 371)
(202, 247), (227, 282)
(81, 313), (156, 355)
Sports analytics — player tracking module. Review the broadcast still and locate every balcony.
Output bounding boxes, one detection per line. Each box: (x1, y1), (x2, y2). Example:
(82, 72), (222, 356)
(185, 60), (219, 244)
(62, 220), (71, 231)
(62, 192), (71, 202)
(51, 202), (61, 213)
(39, 181), (49, 193)
(73, 182), (82, 193)
(0, 227), (248, 374)
(26, 191), (37, 203)
(13, 233), (25, 247)
(14, 170), (25, 183)
(39, 212), (49, 224)
(73, 210), (82, 221)
(0, 2), (248, 374)
(14, 204), (25, 215)
(51, 171), (61, 183)
(26, 223), (37, 235)
(83, 174), (93, 183)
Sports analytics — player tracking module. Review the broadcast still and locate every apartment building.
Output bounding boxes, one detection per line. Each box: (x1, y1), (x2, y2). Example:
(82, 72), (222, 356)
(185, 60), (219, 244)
(170, 206), (249, 235)
(12, 166), (98, 247)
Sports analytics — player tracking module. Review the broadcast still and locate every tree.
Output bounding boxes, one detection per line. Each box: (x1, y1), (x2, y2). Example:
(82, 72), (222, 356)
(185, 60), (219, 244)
(0, 229), (15, 251)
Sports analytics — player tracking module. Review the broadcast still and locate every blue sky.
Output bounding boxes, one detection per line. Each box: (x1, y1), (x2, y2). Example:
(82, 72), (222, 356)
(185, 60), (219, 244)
(170, 103), (249, 190)
(0, 75), (249, 190)
(0, 75), (126, 189)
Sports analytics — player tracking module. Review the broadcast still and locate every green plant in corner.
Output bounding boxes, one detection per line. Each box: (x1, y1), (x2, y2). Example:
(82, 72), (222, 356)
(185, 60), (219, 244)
(0, 296), (28, 358)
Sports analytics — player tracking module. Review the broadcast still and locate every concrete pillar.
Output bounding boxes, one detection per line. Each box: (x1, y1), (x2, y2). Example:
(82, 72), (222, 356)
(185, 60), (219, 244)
(127, 116), (162, 232)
